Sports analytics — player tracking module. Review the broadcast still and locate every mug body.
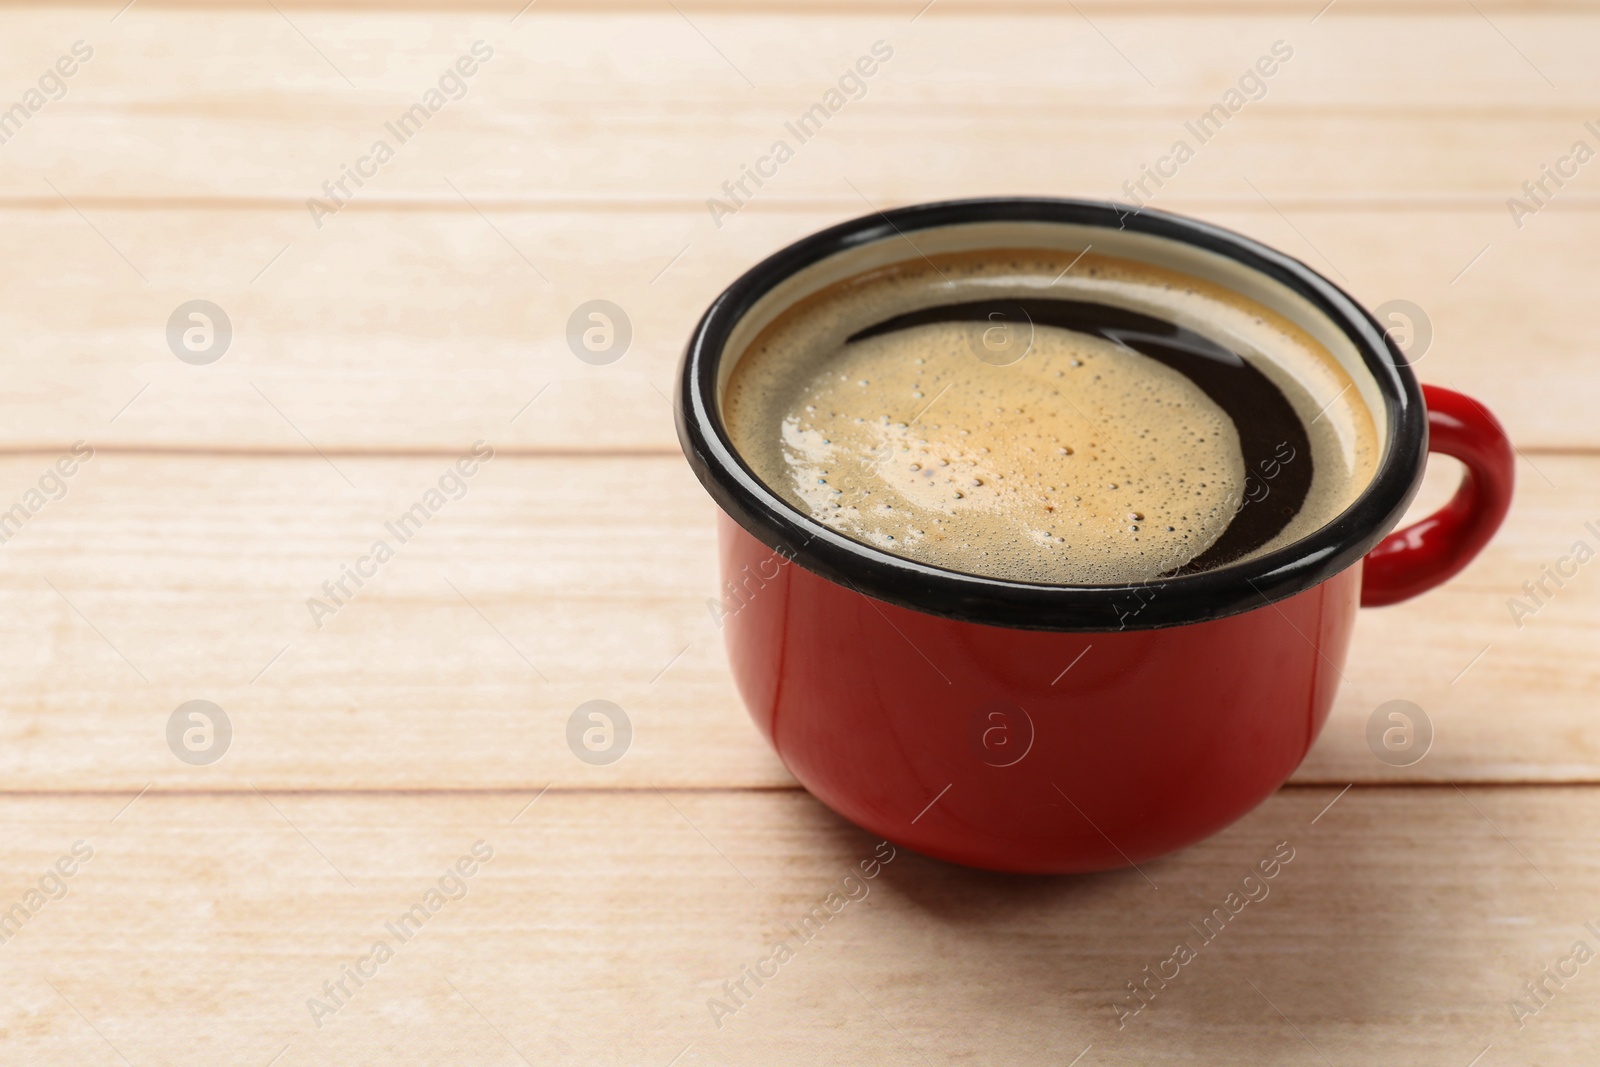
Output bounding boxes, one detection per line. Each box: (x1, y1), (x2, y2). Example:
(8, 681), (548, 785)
(720, 515), (1358, 873)
(680, 198), (1439, 873)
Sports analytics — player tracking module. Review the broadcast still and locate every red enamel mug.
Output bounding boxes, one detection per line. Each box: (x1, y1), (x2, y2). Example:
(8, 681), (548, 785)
(677, 198), (1513, 874)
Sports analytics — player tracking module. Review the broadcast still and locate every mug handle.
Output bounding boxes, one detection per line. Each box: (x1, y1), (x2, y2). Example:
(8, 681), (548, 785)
(1360, 384), (1515, 607)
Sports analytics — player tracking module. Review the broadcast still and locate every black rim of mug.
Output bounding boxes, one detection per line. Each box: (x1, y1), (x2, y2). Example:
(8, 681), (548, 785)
(676, 197), (1427, 631)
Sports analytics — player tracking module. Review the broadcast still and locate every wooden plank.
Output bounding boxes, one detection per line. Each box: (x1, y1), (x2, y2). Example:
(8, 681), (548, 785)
(0, 12), (1594, 201)
(0, 451), (1593, 790)
(0, 452), (788, 792)
(0, 786), (1594, 1063)
(0, 10), (1591, 113)
(12, 109), (1597, 206)
(0, 205), (1592, 452)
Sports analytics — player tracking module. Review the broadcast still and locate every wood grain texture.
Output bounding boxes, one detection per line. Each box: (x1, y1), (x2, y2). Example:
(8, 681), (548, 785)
(0, 10), (1590, 110)
(0, 3), (1595, 1062)
(0, 11), (1593, 203)
(0, 786), (1594, 1065)
(0, 7), (1590, 456)
(12, 103), (1595, 203)
(0, 205), (1591, 452)
(0, 451), (1592, 791)
(0, 452), (786, 792)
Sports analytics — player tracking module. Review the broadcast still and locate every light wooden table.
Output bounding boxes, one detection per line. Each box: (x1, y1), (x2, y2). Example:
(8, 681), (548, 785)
(0, 1), (1595, 1063)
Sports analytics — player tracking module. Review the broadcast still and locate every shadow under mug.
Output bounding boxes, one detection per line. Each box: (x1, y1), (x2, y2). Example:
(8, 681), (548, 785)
(676, 198), (1514, 874)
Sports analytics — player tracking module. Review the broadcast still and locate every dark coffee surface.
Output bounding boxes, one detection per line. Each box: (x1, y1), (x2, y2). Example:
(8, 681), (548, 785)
(723, 249), (1376, 586)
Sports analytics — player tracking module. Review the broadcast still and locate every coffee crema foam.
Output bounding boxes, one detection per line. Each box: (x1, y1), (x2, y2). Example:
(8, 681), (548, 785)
(723, 249), (1378, 585)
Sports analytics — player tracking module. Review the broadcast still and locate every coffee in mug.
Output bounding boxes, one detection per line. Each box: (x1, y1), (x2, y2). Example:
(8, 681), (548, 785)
(724, 250), (1377, 585)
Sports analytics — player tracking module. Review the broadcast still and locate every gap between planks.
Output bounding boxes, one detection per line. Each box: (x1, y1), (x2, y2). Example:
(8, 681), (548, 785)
(0, 443), (1588, 459)
(0, 782), (1593, 799)
(3, 0), (1594, 14)
(6, 195), (1600, 215)
(0, 444), (688, 460)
